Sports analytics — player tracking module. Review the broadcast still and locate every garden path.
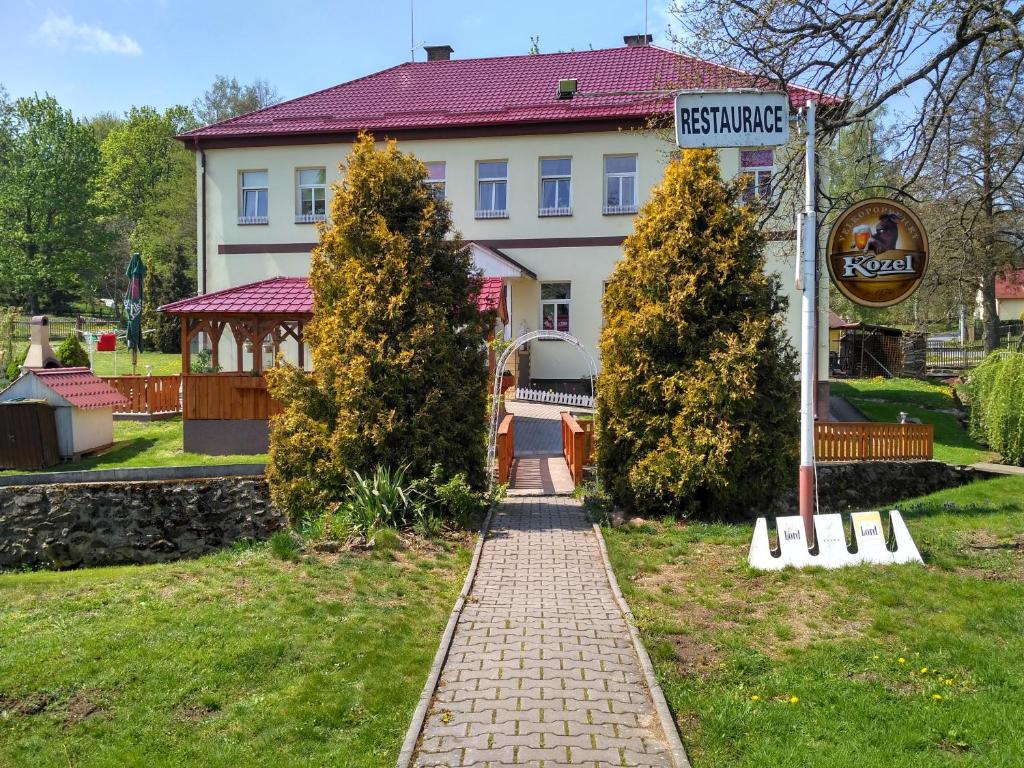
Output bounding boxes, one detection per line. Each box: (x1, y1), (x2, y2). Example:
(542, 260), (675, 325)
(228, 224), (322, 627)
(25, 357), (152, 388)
(411, 496), (683, 768)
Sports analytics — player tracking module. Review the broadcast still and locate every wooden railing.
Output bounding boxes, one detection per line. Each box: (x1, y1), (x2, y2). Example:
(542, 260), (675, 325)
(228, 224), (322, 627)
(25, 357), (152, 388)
(561, 412), (593, 485)
(816, 422), (934, 461)
(497, 414), (514, 484)
(182, 374), (283, 421)
(101, 375), (181, 414)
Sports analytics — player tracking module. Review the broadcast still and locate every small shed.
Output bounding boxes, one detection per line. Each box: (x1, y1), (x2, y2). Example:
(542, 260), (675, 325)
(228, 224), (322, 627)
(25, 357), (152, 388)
(829, 313), (905, 378)
(0, 368), (128, 458)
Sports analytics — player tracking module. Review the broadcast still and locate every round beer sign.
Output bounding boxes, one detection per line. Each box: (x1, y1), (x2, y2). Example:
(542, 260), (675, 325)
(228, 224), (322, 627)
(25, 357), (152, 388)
(826, 198), (929, 308)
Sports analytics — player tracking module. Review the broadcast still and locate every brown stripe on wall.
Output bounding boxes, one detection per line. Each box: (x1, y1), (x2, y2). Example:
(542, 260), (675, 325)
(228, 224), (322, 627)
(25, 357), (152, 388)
(219, 231), (790, 255)
(218, 243), (317, 254)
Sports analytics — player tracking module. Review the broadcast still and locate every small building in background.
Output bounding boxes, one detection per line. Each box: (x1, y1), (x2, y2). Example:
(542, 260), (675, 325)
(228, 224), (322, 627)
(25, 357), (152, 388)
(0, 368), (127, 459)
(829, 313), (905, 378)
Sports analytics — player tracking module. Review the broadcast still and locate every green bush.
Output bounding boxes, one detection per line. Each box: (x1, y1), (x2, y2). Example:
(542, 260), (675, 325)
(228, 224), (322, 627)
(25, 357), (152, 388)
(338, 465), (428, 537)
(596, 148), (798, 520)
(5, 344), (27, 381)
(267, 133), (491, 521)
(189, 348), (221, 374)
(968, 351), (1024, 464)
(56, 333), (90, 367)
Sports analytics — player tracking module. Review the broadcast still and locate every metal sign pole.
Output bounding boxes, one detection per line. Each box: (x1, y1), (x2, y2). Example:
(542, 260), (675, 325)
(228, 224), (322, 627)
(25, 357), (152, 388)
(798, 100), (817, 538)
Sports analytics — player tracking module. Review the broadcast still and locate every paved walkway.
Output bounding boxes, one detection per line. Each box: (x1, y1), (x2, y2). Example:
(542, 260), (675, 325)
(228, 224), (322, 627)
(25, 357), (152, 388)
(412, 496), (677, 767)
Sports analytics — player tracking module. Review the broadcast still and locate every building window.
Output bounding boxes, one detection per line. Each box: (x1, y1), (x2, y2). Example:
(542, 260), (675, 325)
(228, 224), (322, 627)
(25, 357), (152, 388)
(295, 168), (327, 223)
(476, 160), (508, 219)
(239, 170), (268, 224)
(539, 157), (572, 216)
(541, 282), (571, 333)
(603, 155), (637, 215)
(424, 161), (446, 201)
(740, 149), (773, 203)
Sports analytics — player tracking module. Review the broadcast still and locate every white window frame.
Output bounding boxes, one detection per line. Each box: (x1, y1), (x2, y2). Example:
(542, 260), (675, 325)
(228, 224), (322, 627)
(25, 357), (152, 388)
(295, 167), (327, 223)
(603, 155), (638, 215)
(740, 149), (774, 203)
(539, 281), (572, 335)
(424, 161), (446, 201)
(238, 170), (269, 225)
(476, 160), (509, 219)
(538, 157), (572, 217)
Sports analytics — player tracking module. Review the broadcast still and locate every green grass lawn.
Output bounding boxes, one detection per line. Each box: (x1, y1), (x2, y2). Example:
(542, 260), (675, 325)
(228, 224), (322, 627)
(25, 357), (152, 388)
(0, 538), (471, 767)
(0, 417), (264, 476)
(89, 350), (181, 376)
(831, 378), (996, 465)
(604, 476), (1024, 768)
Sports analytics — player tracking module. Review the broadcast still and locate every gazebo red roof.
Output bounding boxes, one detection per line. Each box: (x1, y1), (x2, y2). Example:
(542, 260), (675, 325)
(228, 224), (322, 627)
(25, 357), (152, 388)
(160, 276), (506, 315)
(178, 46), (833, 144)
(29, 368), (128, 410)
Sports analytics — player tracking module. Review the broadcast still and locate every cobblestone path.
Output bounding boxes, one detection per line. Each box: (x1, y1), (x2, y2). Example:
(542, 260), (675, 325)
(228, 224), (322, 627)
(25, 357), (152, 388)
(412, 496), (676, 767)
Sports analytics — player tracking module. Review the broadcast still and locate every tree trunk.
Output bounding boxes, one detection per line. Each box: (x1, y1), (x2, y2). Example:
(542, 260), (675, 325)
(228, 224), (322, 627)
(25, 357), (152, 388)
(980, 272), (1000, 353)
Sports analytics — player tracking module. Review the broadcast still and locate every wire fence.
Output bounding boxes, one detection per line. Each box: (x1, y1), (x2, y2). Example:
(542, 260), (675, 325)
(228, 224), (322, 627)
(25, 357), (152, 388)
(6, 316), (120, 342)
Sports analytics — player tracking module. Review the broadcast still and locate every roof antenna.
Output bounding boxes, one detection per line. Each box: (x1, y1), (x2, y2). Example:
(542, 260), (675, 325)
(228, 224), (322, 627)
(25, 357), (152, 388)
(410, 0), (415, 62)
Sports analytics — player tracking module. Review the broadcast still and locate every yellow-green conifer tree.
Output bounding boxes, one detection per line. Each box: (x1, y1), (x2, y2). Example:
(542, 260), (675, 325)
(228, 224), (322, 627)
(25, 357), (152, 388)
(597, 148), (798, 518)
(267, 134), (491, 520)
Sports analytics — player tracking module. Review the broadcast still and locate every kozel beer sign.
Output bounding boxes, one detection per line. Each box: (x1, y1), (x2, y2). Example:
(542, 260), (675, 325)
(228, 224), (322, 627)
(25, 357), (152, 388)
(827, 198), (929, 308)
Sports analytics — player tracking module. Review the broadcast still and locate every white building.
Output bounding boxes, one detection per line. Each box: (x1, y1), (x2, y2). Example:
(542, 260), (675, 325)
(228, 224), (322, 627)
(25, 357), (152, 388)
(176, 37), (830, 399)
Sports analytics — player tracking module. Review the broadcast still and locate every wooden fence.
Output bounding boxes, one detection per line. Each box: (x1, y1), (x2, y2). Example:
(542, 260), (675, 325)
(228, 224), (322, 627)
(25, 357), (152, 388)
(101, 375), (181, 415)
(497, 414), (514, 484)
(815, 422), (933, 461)
(561, 412), (593, 485)
(182, 374), (283, 421)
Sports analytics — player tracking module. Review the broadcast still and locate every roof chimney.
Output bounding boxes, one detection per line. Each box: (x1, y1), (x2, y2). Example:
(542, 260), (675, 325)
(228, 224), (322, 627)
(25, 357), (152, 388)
(23, 316), (60, 371)
(424, 45), (454, 61)
(623, 34), (653, 47)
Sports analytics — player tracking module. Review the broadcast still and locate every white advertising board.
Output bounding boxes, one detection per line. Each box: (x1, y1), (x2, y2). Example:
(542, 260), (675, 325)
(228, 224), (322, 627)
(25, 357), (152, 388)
(674, 90), (790, 149)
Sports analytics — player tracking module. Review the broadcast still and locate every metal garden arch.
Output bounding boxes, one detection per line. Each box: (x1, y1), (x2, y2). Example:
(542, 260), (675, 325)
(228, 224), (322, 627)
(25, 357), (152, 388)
(486, 330), (599, 489)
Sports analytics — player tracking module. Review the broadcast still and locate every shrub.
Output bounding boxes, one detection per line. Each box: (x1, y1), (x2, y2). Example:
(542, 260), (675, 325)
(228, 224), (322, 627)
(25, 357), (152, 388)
(597, 148), (798, 520)
(56, 333), (90, 367)
(432, 469), (482, 529)
(339, 465), (428, 537)
(267, 133), (491, 521)
(189, 348), (221, 374)
(967, 351), (1024, 464)
(5, 344), (27, 381)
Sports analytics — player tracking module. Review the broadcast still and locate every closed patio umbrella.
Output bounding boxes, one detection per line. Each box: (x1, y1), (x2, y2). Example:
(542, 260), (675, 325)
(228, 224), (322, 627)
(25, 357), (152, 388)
(123, 252), (146, 374)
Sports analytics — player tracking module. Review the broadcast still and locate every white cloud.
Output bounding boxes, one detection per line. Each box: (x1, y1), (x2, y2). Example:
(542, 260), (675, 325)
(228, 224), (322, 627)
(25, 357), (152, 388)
(36, 11), (142, 56)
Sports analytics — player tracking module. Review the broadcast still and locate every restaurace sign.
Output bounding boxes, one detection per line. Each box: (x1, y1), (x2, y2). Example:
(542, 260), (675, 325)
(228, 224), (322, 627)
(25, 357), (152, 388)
(674, 90), (790, 149)
(826, 198), (929, 308)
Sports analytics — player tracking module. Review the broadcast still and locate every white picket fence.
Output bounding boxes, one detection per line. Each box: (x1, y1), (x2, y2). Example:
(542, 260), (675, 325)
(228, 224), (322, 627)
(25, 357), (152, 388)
(514, 387), (594, 409)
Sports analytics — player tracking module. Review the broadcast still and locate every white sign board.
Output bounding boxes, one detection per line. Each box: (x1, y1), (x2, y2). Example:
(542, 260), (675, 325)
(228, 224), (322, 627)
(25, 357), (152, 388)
(675, 90), (790, 149)
(748, 510), (923, 571)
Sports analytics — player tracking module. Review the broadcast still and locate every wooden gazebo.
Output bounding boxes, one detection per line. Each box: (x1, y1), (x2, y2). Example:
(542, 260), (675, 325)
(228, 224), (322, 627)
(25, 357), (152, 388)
(160, 277), (312, 455)
(160, 274), (505, 455)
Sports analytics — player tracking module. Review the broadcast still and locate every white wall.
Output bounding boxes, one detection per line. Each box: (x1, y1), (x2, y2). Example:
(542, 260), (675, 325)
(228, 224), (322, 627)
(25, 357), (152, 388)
(198, 129), (828, 382)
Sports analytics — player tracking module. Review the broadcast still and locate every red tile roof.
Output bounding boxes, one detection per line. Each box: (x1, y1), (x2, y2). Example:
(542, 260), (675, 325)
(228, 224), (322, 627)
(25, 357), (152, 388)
(160, 277), (313, 315)
(477, 277), (503, 314)
(160, 276), (504, 315)
(179, 46), (831, 142)
(31, 368), (128, 410)
(996, 269), (1024, 300)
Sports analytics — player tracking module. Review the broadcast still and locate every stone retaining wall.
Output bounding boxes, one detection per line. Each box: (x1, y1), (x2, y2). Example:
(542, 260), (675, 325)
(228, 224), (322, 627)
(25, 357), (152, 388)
(0, 477), (283, 571)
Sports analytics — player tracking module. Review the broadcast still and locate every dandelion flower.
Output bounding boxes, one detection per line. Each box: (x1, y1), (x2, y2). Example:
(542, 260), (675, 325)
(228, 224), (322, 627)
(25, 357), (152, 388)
(898, 657), (906, 664)
(751, 695), (760, 702)
(932, 694), (943, 701)
(921, 667), (929, 674)
(789, 696), (799, 704)
(873, 655), (880, 660)
(944, 679), (954, 686)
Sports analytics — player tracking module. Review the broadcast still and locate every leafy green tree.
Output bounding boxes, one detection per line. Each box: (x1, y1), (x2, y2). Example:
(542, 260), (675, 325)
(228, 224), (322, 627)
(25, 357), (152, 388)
(597, 148), (799, 519)
(0, 95), (108, 313)
(144, 244), (194, 353)
(193, 75), (280, 126)
(267, 134), (491, 521)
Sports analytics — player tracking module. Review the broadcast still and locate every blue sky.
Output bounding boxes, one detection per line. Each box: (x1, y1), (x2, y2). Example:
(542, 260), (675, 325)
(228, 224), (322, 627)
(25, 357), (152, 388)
(0, 0), (674, 119)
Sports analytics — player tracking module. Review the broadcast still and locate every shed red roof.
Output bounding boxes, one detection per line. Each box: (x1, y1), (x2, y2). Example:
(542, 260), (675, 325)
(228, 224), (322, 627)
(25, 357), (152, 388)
(996, 269), (1024, 300)
(178, 46), (831, 143)
(160, 276), (505, 315)
(31, 368), (128, 410)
